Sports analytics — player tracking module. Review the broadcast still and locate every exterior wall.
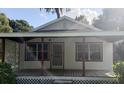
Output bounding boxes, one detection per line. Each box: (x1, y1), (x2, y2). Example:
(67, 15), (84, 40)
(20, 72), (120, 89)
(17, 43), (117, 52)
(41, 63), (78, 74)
(64, 37), (113, 71)
(19, 37), (113, 72)
(19, 38), (50, 69)
(5, 39), (19, 70)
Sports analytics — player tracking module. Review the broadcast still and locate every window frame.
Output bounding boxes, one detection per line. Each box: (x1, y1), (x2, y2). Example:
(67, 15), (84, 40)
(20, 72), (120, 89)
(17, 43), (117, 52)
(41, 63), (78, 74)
(25, 42), (50, 61)
(75, 42), (103, 62)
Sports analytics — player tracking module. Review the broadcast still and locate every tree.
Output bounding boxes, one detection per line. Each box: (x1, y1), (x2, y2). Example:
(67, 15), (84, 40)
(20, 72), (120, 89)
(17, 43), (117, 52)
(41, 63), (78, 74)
(93, 9), (124, 61)
(75, 15), (89, 24)
(0, 13), (13, 32)
(9, 19), (33, 32)
(40, 8), (71, 18)
(0, 62), (16, 84)
(93, 8), (124, 31)
(113, 61), (124, 83)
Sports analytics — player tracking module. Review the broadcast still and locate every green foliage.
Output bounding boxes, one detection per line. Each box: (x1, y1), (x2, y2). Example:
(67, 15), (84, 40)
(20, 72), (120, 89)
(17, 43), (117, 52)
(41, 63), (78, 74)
(0, 25), (13, 32)
(113, 61), (124, 83)
(0, 62), (16, 84)
(41, 8), (71, 18)
(93, 9), (124, 62)
(0, 12), (32, 32)
(0, 13), (13, 32)
(113, 42), (124, 61)
(93, 9), (124, 31)
(9, 19), (33, 32)
(75, 15), (89, 24)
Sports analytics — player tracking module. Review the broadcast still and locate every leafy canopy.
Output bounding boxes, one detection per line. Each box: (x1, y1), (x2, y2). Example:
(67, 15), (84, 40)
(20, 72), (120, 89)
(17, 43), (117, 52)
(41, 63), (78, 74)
(75, 15), (89, 24)
(9, 19), (33, 32)
(41, 8), (71, 18)
(93, 8), (124, 31)
(0, 13), (13, 32)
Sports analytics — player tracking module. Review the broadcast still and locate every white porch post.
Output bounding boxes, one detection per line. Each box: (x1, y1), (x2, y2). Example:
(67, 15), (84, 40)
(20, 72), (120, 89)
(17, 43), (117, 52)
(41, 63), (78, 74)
(82, 37), (86, 76)
(41, 38), (44, 70)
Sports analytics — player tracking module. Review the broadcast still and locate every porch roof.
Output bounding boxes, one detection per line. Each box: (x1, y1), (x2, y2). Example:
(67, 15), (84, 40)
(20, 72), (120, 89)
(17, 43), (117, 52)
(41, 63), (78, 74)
(1, 31), (124, 42)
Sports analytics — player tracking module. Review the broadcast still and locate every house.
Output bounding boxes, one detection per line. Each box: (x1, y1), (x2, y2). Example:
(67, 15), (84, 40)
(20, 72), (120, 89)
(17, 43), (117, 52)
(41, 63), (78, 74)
(0, 16), (124, 77)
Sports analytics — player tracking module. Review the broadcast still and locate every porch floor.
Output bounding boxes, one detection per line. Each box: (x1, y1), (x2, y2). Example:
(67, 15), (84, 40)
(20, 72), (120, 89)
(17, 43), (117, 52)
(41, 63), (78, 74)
(16, 69), (114, 77)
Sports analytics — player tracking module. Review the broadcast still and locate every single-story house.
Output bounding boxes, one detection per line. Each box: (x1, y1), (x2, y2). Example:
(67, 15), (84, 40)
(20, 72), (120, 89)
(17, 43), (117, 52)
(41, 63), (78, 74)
(1, 16), (124, 77)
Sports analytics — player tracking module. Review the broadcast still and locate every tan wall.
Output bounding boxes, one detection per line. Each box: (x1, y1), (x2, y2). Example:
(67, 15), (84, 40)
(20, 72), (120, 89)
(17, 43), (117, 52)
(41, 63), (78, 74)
(64, 38), (113, 71)
(19, 37), (113, 72)
(5, 39), (19, 70)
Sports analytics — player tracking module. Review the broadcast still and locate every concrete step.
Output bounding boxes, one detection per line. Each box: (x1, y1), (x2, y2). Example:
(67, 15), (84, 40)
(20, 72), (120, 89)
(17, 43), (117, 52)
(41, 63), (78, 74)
(53, 79), (73, 84)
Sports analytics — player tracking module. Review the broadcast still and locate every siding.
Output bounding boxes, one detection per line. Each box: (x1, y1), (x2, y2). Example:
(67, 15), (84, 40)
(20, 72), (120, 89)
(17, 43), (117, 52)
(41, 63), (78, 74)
(19, 37), (113, 72)
(5, 39), (17, 66)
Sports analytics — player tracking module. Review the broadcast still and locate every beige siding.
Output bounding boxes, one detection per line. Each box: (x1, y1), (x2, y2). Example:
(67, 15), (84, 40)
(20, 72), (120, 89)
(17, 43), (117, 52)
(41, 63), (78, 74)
(64, 37), (113, 71)
(41, 19), (87, 30)
(5, 39), (18, 67)
(19, 37), (113, 72)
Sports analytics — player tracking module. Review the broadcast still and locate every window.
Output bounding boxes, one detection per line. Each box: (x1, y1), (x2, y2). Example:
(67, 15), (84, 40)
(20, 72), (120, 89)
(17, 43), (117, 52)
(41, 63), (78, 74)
(25, 43), (49, 61)
(89, 43), (103, 61)
(76, 42), (103, 61)
(38, 43), (49, 60)
(76, 43), (88, 61)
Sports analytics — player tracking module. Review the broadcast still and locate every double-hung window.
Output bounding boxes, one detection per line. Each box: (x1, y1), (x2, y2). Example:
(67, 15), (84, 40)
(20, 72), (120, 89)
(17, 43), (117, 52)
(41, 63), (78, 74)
(76, 42), (103, 61)
(37, 43), (49, 61)
(25, 43), (49, 61)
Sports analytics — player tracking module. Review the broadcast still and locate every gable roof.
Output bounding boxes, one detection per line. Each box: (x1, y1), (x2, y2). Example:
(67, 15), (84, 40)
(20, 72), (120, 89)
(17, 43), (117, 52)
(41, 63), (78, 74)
(32, 16), (102, 32)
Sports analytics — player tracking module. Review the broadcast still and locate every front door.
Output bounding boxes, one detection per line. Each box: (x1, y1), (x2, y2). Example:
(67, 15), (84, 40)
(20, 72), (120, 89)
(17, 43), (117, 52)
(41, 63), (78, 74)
(51, 42), (64, 69)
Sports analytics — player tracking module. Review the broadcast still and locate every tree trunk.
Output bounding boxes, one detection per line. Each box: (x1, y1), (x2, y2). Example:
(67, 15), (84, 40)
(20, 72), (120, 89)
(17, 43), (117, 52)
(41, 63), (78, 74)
(55, 8), (61, 18)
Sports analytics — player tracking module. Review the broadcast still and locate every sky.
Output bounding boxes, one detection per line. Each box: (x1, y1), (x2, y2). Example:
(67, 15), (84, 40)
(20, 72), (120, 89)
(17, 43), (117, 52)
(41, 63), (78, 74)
(0, 8), (103, 28)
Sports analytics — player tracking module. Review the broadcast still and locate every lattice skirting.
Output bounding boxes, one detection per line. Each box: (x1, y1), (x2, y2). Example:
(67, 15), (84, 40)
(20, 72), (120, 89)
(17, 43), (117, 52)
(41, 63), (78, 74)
(16, 76), (118, 84)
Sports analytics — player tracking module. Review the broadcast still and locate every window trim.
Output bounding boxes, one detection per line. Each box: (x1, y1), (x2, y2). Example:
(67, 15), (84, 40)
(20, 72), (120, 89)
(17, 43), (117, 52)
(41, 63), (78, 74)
(75, 42), (103, 62)
(25, 42), (50, 61)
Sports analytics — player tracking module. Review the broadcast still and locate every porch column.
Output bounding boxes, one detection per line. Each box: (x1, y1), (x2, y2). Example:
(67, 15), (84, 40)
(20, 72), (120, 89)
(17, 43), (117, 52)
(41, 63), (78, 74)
(2, 38), (5, 63)
(82, 37), (86, 76)
(47, 38), (52, 70)
(18, 43), (21, 71)
(41, 38), (44, 70)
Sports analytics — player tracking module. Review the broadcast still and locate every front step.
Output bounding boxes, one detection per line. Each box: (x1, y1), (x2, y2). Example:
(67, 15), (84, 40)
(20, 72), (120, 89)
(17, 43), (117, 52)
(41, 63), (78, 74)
(53, 79), (73, 84)
(16, 76), (118, 84)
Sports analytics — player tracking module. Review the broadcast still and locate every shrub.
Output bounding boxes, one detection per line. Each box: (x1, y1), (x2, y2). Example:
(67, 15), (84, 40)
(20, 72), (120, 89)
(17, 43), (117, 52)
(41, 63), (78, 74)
(0, 62), (16, 84)
(113, 61), (124, 83)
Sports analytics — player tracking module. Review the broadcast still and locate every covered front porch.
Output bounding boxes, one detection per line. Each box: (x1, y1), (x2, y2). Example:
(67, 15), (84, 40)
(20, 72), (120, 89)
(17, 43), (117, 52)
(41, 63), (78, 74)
(16, 69), (113, 77)
(0, 31), (124, 78)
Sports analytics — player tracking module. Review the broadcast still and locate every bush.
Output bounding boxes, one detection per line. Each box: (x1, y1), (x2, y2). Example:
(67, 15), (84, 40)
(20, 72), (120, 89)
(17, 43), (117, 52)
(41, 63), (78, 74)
(0, 62), (16, 84)
(113, 61), (124, 83)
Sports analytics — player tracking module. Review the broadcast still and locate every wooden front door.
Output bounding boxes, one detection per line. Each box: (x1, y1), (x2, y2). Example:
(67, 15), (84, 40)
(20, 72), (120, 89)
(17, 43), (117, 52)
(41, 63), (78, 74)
(51, 42), (64, 69)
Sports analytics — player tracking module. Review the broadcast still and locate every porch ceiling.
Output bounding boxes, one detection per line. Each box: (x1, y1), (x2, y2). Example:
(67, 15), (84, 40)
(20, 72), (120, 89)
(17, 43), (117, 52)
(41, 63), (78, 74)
(1, 31), (124, 42)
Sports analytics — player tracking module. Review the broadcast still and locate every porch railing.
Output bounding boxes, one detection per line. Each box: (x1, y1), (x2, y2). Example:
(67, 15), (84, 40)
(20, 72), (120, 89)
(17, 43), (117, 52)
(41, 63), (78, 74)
(16, 76), (118, 84)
